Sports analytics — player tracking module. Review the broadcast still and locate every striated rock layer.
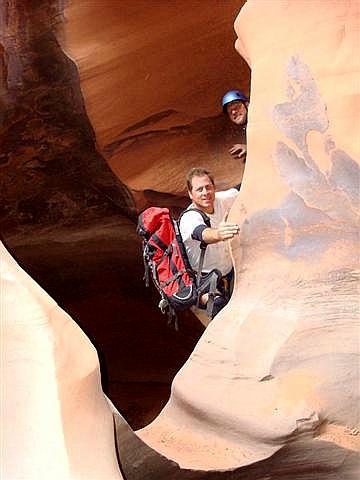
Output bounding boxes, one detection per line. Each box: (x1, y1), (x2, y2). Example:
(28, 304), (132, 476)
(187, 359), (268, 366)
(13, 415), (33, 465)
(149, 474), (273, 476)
(136, 0), (360, 476)
(1, 0), (359, 479)
(0, 0), (135, 231)
(61, 0), (250, 210)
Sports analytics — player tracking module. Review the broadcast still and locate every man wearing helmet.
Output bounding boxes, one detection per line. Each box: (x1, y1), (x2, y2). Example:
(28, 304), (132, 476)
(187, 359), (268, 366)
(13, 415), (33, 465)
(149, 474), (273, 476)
(222, 89), (249, 161)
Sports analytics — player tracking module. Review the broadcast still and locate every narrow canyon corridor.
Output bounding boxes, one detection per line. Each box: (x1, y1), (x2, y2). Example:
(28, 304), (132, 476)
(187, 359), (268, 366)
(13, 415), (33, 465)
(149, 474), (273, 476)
(3, 215), (205, 430)
(1, 1), (359, 479)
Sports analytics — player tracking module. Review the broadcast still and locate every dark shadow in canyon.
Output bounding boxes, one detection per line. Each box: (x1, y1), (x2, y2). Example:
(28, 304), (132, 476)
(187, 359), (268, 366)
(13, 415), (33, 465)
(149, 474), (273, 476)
(2, 216), (204, 430)
(0, 0), (243, 430)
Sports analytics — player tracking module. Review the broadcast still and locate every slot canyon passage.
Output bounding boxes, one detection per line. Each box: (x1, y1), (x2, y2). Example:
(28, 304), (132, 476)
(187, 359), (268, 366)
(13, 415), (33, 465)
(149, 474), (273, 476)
(0, 0), (359, 479)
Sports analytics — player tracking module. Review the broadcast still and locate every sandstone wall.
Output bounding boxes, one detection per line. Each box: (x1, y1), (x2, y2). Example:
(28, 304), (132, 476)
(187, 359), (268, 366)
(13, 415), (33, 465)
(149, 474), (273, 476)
(0, 0), (135, 231)
(1, 1), (359, 479)
(61, 0), (250, 209)
(137, 0), (360, 476)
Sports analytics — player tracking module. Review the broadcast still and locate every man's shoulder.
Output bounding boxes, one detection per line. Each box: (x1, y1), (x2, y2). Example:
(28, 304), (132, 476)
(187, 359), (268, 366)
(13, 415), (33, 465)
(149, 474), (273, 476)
(179, 207), (209, 239)
(215, 187), (239, 201)
(180, 207), (208, 222)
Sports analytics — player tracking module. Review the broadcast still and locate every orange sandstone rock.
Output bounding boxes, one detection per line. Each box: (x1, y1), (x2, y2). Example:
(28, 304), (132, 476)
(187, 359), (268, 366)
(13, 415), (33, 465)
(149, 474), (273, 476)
(137, 0), (360, 476)
(0, 241), (124, 479)
(61, 0), (249, 202)
(2, 0), (359, 479)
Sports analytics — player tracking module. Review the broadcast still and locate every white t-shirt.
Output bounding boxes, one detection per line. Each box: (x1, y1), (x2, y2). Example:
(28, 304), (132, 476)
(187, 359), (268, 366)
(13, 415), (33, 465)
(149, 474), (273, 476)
(179, 188), (238, 276)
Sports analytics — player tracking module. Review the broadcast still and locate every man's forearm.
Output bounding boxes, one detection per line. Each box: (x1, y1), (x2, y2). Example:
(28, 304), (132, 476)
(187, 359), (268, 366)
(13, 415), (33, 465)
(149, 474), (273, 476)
(202, 227), (222, 244)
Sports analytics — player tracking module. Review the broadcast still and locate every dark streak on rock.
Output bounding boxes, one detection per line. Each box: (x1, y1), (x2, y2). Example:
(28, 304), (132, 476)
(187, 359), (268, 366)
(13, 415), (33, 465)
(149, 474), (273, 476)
(272, 55), (328, 161)
(121, 109), (178, 134)
(0, 0), (136, 229)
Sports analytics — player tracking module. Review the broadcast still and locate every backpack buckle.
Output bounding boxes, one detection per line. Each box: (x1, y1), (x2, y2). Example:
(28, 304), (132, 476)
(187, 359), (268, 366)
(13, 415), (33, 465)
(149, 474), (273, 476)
(158, 298), (169, 314)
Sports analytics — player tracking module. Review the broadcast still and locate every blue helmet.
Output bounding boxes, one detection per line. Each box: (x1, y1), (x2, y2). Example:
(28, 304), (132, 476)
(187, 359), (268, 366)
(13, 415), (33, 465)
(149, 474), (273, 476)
(221, 90), (248, 112)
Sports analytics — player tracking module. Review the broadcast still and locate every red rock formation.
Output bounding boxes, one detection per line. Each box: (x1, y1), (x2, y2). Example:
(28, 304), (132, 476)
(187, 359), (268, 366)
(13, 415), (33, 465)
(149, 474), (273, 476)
(137, 0), (360, 476)
(60, 0), (250, 209)
(1, 2), (250, 478)
(0, 0), (135, 231)
(1, 240), (124, 479)
(1, 0), (359, 479)
(1, 0), (247, 436)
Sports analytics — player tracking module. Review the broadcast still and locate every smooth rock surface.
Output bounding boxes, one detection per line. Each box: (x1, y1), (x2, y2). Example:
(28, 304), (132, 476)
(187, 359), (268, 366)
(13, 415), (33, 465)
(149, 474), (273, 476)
(0, 240), (123, 479)
(61, 0), (249, 207)
(1, 0), (359, 478)
(137, 0), (360, 475)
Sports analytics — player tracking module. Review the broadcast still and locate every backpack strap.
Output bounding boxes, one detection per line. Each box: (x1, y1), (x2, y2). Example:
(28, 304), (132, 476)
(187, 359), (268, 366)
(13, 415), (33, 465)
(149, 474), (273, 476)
(178, 208), (211, 304)
(178, 208), (211, 283)
(178, 208), (211, 241)
(197, 246), (206, 290)
(205, 273), (218, 317)
(182, 208), (211, 229)
(197, 269), (222, 316)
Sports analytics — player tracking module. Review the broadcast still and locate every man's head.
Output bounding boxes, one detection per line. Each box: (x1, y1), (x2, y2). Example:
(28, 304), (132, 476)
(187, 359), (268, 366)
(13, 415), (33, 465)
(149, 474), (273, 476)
(222, 89), (249, 125)
(186, 167), (215, 214)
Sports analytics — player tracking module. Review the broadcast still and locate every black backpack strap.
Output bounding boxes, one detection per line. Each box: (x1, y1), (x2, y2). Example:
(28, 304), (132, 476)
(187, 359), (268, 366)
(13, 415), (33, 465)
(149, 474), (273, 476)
(206, 273), (218, 317)
(197, 269), (222, 315)
(197, 246), (206, 290)
(178, 207), (211, 282)
(178, 208), (211, 227)
(178, 207), (211, 250)
(178, 208), (212, 307)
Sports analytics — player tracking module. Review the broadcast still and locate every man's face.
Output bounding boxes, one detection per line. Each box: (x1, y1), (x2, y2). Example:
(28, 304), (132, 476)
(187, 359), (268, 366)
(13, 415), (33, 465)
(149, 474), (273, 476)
(188, 175), (215, 214)
(226, 100), (248, 125)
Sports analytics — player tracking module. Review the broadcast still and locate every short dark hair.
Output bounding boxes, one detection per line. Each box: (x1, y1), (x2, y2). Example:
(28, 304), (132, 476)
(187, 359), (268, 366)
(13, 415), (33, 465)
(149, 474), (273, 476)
(186, 167), (215, 192)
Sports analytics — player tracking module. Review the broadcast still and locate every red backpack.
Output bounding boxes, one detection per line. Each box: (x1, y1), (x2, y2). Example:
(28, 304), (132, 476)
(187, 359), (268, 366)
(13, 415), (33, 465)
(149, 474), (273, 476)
(137, 207), (222, 329)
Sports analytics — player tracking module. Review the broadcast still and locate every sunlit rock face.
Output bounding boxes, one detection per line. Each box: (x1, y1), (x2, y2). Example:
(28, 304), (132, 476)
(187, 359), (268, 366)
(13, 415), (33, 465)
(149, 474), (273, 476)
(1, 2), (252, 478)
(2, 0), (359, 479)
(0, 0), (247, 438)
(136, 0), (360, 477)
(61, 0), (250, 210)
(0, 240), (124, 480)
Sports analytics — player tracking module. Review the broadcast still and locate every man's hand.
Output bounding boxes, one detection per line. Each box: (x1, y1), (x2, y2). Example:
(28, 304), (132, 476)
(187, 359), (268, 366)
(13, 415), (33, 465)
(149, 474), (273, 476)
(202, 211), (240, 244)
(217, 211), (240, 240)
(216, 223), (240, 241)
(229, 143), (247, 160)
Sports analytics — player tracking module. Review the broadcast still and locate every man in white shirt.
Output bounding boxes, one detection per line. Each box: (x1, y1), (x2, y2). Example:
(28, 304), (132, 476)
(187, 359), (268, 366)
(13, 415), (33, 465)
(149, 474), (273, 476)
(179, 167), (240, 317)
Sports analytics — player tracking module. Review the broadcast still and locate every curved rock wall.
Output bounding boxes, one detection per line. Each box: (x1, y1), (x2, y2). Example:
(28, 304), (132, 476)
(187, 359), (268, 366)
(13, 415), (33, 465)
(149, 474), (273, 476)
(137, 0), (360, 475)
(0, 0), (135, 231)
(1, 0), (359, 479)
(61, 0), (250, 209)
(0, 240), (124, 479)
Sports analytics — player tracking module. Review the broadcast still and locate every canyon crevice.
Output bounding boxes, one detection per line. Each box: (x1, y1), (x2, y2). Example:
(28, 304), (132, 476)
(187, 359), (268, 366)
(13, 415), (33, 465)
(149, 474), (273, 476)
(1, 1), (359, 479)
